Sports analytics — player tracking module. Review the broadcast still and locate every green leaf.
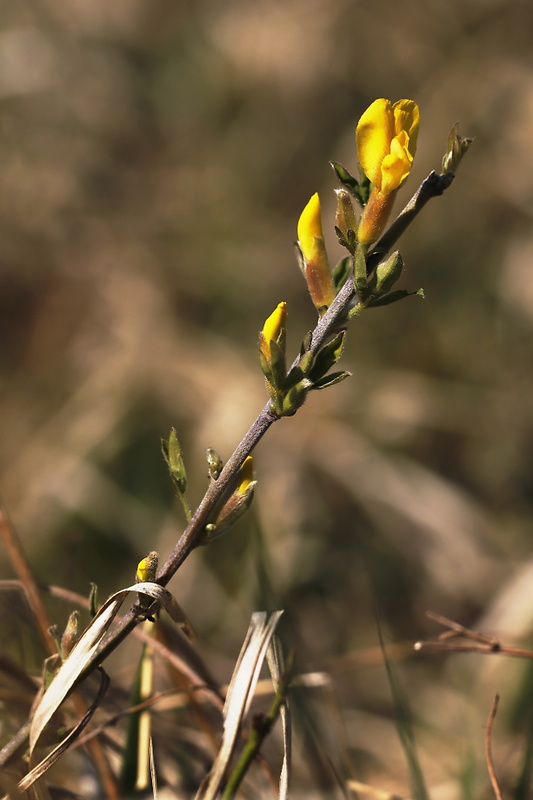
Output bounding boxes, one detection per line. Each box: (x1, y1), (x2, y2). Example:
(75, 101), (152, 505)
(330, 160), (371, 207)
(332, 256), (353, 291)
(312, 370), (351, 390)
(309, 331), (346, 383)
(367, 288), (424, 308)
(299, 330), (313, 356)
(357, 166), (372, 205)
(330, 161), (359, 193)
(281, 379), (312, 416)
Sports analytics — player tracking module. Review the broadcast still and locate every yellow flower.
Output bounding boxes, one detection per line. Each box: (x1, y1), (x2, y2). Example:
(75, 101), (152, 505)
(297, 193), (324, 264)
(297, 193), (335, 313)
(356, 99), (419, 195)
(355, 99), (419, 246)
(262, 302), (287, 348)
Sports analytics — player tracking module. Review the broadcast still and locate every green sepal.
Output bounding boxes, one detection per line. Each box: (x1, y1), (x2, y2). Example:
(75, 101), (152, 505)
(258, 347), (271, 379)
(332, 256), (353, 291)
(294, 241), (306, 274)
(334, 226), (357, 254)
(357, 166), (372, 206)
(367, 288), (424, 308)
(330, 161), (369, 206)
(309, 331), (346, 383)
(300, 330), (313, 356)
(281, 378), (313, 416)
(312, 370), (352, 390)
(268, 338), (287, 391)
(206, 447), (223, 480)
(259, 344), (286, 399)
(354, 243), (369, 299)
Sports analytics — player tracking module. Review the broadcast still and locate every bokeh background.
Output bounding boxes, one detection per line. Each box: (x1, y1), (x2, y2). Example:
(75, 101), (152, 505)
(2, 0), (533, 796)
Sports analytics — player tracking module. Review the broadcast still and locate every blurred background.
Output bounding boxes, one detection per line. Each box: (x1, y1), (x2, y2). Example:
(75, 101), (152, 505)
(1, 0), (533, 796)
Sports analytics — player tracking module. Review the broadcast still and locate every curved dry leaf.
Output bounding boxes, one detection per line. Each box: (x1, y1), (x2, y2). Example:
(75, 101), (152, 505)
(29, 596), (122, 752)
(134, 581), (195, 639)
(29, 581), (191, 753)
(22, 669), (109, 792)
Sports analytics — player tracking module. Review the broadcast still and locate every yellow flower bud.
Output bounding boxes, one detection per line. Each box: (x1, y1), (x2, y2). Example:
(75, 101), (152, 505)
(136, 551), (159, 583)
(204, 457), (256, 541)
(236, 456), (254, 494)
(335, 189), (357, 245)
(297, 193), (324, 263)
(297, 193), (335, 313)
(262, 302), (287, 350)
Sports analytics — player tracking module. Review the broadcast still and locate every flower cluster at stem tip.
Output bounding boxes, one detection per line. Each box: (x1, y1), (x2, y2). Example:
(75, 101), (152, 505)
(260, 99), (421, 413)
(295, 98), (420, 312)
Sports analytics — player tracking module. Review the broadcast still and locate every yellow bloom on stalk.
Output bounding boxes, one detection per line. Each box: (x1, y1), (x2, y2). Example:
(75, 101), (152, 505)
(297, 193), (324, 264)
(297, 193), (335, 313)
(262, 302), (287, 350)
(356, 99), (420, 245)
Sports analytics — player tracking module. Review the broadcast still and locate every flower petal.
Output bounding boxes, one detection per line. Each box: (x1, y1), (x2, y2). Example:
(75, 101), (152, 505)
(380, 134), (414, 194)
(392, 99), (420, 159)
(356, 99), (395, 190)
(297, 193), (324, 263)
(262, 302), (287, 344)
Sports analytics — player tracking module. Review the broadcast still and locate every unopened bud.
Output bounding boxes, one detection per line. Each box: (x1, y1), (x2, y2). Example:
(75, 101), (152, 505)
(281, 378), (313, 416)
(442, 124), (473, 174)
(297, 193), (335, 314)
(206, 447), (223, 480)
(259, 302), (287, 363)
(61, 611), (80, 658)
(204, 457), (256, 541)
(335, 189), (357, 247)
(136, 551), (159, 583)
(374, 251), (404, 296)
(162, 428), (187, 493)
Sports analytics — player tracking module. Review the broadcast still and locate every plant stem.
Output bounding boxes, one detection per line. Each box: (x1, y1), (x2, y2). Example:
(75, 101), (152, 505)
(88, 169), (458, 674)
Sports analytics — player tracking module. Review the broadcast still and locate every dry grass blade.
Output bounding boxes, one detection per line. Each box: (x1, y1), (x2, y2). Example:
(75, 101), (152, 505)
(485, 694), (504, 800)
(0, 506), (56, 656)
(195, 610), (284, 800)
(149, 737), (158, 800)
(266, 638), (291, 800)
(347, 779), (409, 799)
(11, 669), (109, 796)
